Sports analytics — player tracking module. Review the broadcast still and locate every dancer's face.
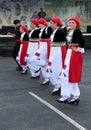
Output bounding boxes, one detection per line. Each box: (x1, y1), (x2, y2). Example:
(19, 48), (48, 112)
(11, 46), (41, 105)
(39, 24), (45, 28)
(50, 21), (57, 30)
(68, 20), (77, 30)
(30, 22), (36, 29)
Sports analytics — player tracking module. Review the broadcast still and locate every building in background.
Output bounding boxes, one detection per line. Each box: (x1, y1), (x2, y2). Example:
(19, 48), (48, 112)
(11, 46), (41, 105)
(0, 0), (91, 32)
(45, 0), (91, 32)
(0, 0), (44, 30)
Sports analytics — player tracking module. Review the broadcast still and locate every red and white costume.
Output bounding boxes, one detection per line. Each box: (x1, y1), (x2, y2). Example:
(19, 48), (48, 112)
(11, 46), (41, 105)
(59, 17), (85, 101)
(46, 17), (67, 92)
(26, 19), (41, 77)
(30, 18), (53, 79)
(16, 26), (29, 72)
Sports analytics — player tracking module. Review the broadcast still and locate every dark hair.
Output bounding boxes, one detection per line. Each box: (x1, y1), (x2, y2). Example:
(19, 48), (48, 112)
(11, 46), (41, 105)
(40, 8), (43, 10)
(13, 19), (20, 24)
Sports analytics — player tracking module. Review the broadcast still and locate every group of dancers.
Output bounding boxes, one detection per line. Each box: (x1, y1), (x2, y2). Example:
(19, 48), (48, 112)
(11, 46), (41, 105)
(12, 16), (85, 104)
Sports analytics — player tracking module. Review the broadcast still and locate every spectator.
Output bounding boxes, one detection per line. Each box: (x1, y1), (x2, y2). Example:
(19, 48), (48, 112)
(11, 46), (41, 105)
(38, 8), (46, 19)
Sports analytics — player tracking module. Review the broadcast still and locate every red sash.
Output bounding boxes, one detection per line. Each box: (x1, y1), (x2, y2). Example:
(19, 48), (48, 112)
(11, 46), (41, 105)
(69, 51), (83, 82)
(40, 39), (51, 58)
(60, 46), (67, 69)
(20, 41), (28, 66)
(16, 39), (21, 43)
(35, 39), (51, 58)
(67, 46), (83, 82)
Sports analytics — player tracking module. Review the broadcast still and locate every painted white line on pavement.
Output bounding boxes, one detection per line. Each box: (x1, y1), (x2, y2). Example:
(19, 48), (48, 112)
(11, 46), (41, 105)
(29, 92), (87, 130)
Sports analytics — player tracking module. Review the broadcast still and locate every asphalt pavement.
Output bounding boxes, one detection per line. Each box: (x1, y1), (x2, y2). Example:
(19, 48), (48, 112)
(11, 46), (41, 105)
(0, 49), (91, 130)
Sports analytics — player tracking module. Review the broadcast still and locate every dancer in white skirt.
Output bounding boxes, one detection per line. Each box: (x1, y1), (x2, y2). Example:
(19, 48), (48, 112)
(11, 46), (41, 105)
(26, 19), (40, 78)
(46, 17), (67, 95)
(30, 18), (53, 82)
(16, 25), (29, 74)
(57, 17), (85, 104)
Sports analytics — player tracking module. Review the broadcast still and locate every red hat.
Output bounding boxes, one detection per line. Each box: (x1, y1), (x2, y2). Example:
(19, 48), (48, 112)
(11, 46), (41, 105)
(51, 17), (63, 26)
(68, 17), (80, 27)
(38, 18), (48, 26)
(20, 26), (28, 32)
(31, 19), (39, 26)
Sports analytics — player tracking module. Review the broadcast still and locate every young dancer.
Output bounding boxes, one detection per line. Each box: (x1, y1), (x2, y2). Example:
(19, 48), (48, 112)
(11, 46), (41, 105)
(46, 17), (67, 94)
(30, 18), (53, 82)
(57, 17), (85, 104)
(16, 25), (29, 74)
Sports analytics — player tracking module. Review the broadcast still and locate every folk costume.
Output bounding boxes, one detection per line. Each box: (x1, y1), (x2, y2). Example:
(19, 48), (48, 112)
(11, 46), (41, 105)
(27, 19), (40, 77)
(57, 17), (85, 104)
(46, 17), (67, 94)
(16, 26), (29, 74)
(30, 18), (53, 80)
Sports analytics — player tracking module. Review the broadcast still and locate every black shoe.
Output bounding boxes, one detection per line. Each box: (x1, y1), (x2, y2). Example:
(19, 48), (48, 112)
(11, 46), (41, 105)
(41, 81), (49, 86)
(51, 88), (60, 95)
(31, 75), (40, 79)
(68, 98), (80, 105)
(35, 68), (41, 73)
(16, 67), (22, 71)
(56, 99), (68, 104)
(21, 69), (28, 74)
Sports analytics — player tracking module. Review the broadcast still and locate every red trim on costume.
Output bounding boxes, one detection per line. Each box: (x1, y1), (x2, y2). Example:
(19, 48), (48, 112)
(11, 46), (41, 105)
(67, 45), (83, 82)
(60, 46), (67, 68)
(69, 51), (83, 83)
(16, 39), (21, 43)
(40, 39), (51, 58)
(35, 52), (40, 57)
(20, 41), (28, 66)
(48, 61), (52, 66)
(26, 54), (29, 57)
